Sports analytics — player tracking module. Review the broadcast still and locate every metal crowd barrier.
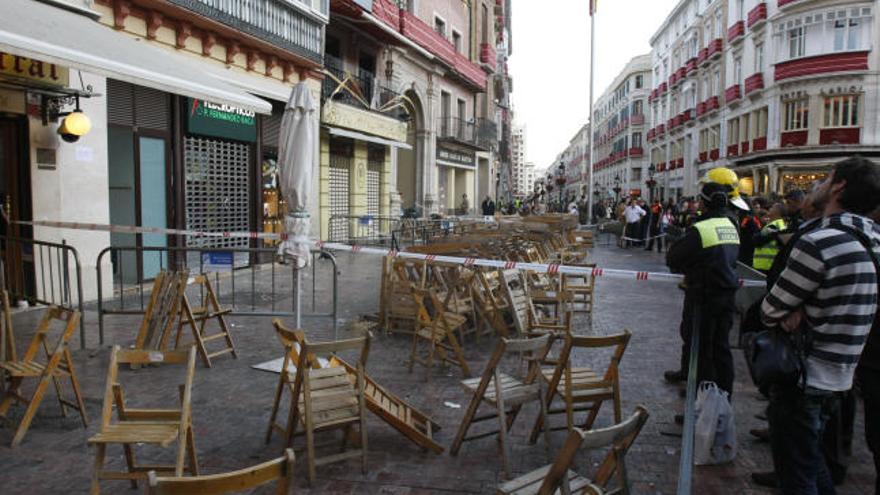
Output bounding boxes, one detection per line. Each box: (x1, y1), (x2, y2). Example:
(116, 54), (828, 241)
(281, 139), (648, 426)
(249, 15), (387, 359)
(328, 215), (400, 247)
(390, 217), (465, 249)
(0, 235), (86, 348)
(95, 246), (338, 345)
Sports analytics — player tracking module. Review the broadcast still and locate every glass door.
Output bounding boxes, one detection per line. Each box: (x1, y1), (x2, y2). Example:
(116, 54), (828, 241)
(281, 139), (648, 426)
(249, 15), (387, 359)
(138, 136), (167, 280)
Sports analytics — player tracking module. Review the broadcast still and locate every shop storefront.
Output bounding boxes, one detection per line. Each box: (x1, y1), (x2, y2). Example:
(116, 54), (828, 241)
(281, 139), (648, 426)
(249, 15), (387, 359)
(319, 100), (406, 240)
(436, 143), (476, 215)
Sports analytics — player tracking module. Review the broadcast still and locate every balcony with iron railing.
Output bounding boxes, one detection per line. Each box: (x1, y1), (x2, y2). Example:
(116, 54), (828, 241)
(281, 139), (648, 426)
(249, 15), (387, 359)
(437, 117), (495, 151)
(321, 55), (406, 120)
(171, 0), (326, 63)
(748, 3), (768, 29)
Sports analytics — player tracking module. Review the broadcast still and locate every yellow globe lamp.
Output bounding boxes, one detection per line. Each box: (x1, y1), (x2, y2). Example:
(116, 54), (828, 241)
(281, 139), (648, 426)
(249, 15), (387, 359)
(60, 110), (92, 137)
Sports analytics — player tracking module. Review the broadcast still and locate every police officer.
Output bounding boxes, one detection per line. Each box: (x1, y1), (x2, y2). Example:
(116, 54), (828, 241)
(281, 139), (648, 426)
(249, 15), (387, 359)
(752, 203), (787, 273)
(666, 167), (748, 399)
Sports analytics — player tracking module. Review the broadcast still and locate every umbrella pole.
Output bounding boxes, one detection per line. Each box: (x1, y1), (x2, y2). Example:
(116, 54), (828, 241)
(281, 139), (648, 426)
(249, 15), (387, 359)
(295, 267), (302, 329)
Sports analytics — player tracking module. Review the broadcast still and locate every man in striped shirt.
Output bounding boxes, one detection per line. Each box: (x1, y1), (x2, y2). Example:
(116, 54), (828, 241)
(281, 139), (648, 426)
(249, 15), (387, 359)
(762, 156), (880, 495)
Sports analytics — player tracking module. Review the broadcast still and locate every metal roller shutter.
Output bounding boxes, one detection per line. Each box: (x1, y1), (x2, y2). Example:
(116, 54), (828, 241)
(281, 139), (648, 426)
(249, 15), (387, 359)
(329, 153), (350, 242)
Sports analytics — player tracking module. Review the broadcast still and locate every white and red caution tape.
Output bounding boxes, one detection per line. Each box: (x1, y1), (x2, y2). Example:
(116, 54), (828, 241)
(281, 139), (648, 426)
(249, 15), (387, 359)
(17, 219), (766, 287)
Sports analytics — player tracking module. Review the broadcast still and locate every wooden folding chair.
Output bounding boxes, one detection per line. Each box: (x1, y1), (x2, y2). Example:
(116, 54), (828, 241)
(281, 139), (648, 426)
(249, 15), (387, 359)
(409, 287), (471, 379)
(146, 449), (295, 495)
(450, 334), (552, 478)
(498, 406), (649, 495)
(529, 331), (632, 443)
(472, 270), (512, 338)
(503, 270), (571, 339)
(0, 306), (86, 446)
(267, 320), (444, 455)
(563, 265), (596, 315)
(0, 289), (16, 392)
(292, 334), (370, 484)
(88, 346), (198, 494)
(174, 275), (237, 368)
(133, 270), (190, 354)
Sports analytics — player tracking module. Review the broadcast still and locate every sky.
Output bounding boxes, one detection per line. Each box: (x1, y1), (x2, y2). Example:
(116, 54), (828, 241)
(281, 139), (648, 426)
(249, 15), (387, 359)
(509, 0), (681, 174)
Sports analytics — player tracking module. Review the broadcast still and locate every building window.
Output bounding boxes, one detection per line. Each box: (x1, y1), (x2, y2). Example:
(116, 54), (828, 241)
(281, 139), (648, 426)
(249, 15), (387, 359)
(699, 129), (708, 153)
(434, 16), (446, 37)
(710, 125), (720, 150)
(452, 30), (462, 53)
(754, 106), (768, 137)
(632, 99), (643, 116)
(632, 132), (642, 148)
(755, 43), (764, 72)
(733, 57), (742, 84)
(728, 117), (739, 145)
(713, 69), (721, 95)
(714, 10), (723, 38)
(635, 75), (643, 89)
(822, 94), (859, 128)
(833, 19), (861, 51)
(788, 26), (805, 58)
(783, 97), (810, 131)
(740, 113), (750, 142)
(481, 3), (489, 44)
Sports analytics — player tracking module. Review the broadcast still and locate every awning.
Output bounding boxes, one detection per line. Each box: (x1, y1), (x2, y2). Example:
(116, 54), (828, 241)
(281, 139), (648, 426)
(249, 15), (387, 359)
(207, 65), (294, 103)
(436, 159), (475, 169)
(326, 126), (412, 150)
(0, 0), (272, 115)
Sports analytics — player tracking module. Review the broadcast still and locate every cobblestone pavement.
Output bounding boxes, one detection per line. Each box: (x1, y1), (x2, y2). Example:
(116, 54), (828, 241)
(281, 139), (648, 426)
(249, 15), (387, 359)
(0, 245), (875, 494)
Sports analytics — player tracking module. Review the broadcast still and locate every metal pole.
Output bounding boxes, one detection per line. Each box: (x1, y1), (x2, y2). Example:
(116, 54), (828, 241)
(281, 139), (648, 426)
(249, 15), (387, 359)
(586, 6), (596, 223)
(295, 266), (301, 329)
(676, 304), (701, 495)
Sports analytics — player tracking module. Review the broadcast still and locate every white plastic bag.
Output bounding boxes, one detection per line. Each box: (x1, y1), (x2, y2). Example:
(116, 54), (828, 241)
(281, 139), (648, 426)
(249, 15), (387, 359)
(693, 381), (737, 465)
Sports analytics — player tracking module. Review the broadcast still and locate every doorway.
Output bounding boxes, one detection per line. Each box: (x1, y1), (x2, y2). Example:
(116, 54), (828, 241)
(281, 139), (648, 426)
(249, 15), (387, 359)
(0, 116), (33, 297)
(108, 127), (170, 283)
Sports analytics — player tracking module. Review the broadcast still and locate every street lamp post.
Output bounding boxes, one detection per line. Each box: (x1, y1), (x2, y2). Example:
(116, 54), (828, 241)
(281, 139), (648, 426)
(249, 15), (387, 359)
(555, 162), (567, 208)
(646, 164), (657, 203)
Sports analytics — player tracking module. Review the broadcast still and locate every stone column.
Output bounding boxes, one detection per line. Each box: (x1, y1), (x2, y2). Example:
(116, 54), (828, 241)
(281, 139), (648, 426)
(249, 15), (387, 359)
(351, 141), (369, 232)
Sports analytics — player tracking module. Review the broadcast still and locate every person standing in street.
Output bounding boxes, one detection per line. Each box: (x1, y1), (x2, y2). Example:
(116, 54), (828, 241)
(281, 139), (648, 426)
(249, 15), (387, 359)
(665, 167), (747, 399)
(646, 198), (664, 252)
(761, 156), (880, 495)
(481, 196), (495, 216)
(459, 193), (470, 216)
(623, 200), (646, 248)
(752, 203), (787, 273)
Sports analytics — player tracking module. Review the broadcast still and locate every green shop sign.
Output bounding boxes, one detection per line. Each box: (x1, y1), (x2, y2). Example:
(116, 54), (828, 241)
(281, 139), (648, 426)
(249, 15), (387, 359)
(187, 98), (257, 142)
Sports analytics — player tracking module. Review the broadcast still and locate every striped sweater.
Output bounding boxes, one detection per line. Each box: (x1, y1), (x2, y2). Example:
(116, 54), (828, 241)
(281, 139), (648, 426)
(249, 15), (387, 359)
(761, 212), (880, 391)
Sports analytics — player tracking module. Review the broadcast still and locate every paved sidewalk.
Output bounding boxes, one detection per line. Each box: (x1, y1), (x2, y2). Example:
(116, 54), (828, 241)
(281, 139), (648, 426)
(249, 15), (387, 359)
(0, 246), (874, 494)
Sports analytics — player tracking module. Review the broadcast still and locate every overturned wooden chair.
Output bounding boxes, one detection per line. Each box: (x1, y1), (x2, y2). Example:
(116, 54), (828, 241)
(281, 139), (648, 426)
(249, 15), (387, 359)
(267, 320), (444, 455)
(268, 330), (371, 485)
(450, 334), (552, 478)
(409, 287), (471, 379)
(88, 346), (198, 494)
(530, 331), (632, 443)
(498, 406), (650, 495)
(175, 275), (237, 368)
(146, 449), (295, 495)
(0, 306), (87, 446)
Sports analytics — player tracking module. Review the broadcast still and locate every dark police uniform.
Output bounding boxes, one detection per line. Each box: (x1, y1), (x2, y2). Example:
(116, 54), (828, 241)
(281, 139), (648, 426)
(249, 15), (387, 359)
(667, 212), (740, 396)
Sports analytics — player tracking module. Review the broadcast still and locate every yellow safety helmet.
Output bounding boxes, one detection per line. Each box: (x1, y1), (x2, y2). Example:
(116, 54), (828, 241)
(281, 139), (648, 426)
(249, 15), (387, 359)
(698, 166), (749, 210)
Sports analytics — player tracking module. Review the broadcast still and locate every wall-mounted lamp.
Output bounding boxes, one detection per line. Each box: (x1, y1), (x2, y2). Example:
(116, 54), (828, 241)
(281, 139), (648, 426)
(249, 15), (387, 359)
(56, 96), (91, 143)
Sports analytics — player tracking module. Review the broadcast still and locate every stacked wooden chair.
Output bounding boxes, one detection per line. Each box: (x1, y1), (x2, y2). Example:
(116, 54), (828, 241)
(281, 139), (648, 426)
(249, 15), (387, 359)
(146, 449), (295, 495)
(472, 270), (513, 338)
(450, 334), (551, 478)
(498, 406), (649, 495)
(409, 286), (471, 379)
(0, 306), (87, 446)
(88, 346), (198, 494)
(378, 257), (423, 335)
(265, 325), (370, 485)
(530, 331), (632, 443)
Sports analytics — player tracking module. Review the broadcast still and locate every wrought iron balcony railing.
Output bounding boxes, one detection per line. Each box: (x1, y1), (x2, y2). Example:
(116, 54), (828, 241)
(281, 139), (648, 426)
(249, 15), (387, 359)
(170, 0), (326, 63)
(437, 117), (496, 151)
(321, 55), (405, 120)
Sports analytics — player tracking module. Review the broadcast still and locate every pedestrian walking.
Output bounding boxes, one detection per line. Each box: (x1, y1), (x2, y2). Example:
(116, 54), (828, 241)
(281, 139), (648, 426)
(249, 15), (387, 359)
(665, 167), (748, 400)
(761, 156), (880, 495)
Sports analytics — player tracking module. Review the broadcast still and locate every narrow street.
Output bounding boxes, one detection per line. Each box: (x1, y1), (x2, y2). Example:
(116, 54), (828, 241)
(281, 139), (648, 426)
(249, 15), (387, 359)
(0, 245), (874, 494)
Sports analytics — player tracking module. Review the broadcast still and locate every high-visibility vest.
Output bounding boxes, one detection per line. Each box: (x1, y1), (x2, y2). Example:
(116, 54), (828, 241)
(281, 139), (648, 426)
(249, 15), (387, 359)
(752, 218), (787, 271)
(694, 216), (740, 248)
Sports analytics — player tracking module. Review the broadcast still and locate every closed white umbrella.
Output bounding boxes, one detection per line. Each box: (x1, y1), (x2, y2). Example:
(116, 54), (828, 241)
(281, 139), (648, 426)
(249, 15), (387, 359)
(276, 82), (317, 328)
(277, 81), (317, 268)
